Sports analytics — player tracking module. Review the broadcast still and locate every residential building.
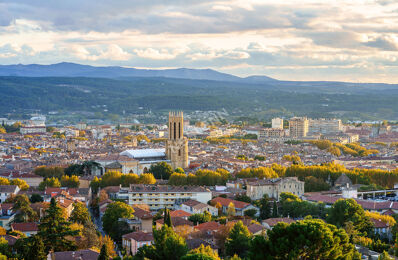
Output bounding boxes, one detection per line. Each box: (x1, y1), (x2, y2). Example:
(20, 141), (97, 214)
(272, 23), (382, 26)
(246, 177), (305, 201)
(308, 118), (342, 135)
(127, 185), (212, 210)
(122, 231), (154, 256)
(210, 197), (259, 216)
(11, 222), (38, 237)
(289, 117), (309, 138)
(178, 199), (218, 216)
(262, 218), (295, 230)
(20, 126), (46, 135)
(0, 185), (20, 202)
(272, 118), (284, 129)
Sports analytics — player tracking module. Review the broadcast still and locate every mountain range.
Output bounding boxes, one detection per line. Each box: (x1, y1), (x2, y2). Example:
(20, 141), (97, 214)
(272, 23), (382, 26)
(0, 62), (276, 83)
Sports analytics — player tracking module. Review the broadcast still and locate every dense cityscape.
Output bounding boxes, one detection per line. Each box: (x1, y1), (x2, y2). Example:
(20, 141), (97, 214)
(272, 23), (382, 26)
(2, 0), (398, 259)
(0, 112), (397, 259)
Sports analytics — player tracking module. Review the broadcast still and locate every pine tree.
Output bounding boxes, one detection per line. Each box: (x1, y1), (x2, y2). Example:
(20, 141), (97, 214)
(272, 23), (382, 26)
(272, 201), (278, 218)
(38, 198), (79, 253)
(25, 235), (46, 260)
(98, 244), (110, 260)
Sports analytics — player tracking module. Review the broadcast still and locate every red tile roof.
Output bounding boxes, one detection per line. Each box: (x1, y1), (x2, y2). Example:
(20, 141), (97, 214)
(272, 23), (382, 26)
(210, 197), (250, 209)
(262, 218), (295, 227)
(11, 222), (38, 232)
(123, 231), (153, 242)
(195, 221), (221, 232)
(170, 210), (192, 218)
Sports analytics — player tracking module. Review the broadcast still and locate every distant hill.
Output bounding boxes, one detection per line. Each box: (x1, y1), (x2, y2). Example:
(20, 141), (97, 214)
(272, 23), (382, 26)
(0, 62), (276, 83)
(0, 75), (397, 121)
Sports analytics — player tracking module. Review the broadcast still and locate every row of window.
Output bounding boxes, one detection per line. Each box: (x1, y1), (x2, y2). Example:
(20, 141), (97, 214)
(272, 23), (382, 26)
(130, 193), (189, 197)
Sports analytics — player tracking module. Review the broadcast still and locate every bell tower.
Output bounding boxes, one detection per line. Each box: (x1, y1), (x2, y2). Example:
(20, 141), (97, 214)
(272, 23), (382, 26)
(166, 111), (188, 169)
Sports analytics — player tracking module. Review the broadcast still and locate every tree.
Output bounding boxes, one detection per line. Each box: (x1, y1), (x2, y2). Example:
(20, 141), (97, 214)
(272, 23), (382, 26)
(0, 178), (9, 185)
(102, 202), (134, 240)
(16, 235), (46, 260)
(38, 198), (79, 253)
(64, 164), (84, 176)
(272, 200), (278, 218)
(139, 173), (156, 184)
(188, 211), (212, 225)
(149, 162), (173, 180)
(34, 166), (64, 179)
(38, 177), (61, 191)
(244, 208), (257, 218)
(69, 202), (90, 225)
(235, 194), (251, 203)
(13, 195), (38, 222)
(10, 178), (29, 190)
(99, 235), (116, 257)
(327, 199), (373, 235)
(225, 221), (252, 258)
(227, 202), (235, 217)
(60, 175), (80, 188)
(260, 219), (360, 259)
(259, 195), (271, 220)
(175, 167), (185, 174)
(30, 193), (43, 203)
(90, 176), (100, 194)
(81, 161), (101, 176)
(138, 225), (188, 260)
(98, 244), (110, 260)
(164, 208), (172, 227)
(379, 251), (393, 260)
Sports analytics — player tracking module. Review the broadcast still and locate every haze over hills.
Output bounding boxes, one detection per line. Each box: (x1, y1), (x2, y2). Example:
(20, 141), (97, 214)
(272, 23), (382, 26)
(0, 62), (276, 83)
(0, 62), (398, 121)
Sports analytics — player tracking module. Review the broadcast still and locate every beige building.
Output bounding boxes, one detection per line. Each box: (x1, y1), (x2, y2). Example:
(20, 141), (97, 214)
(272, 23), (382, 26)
(272, 118), (284, 129)
(308, 118), (342, 135)
(246, 177), (305, 201)
(259, 128), (286, 140)
(166, 111), (189, 169)
(289, 117), (309, 138)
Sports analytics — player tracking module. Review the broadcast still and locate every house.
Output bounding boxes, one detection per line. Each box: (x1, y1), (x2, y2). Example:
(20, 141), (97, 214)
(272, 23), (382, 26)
(156, 217), (194, 230)
(210, 197), (259, 217)
(0, 235), (18, 246)
(11, 222), (38, 237)
(170, 210), (192, 220)
(371, 218), (392, 239)
(0, 203), (15, 229)
(247, 223), (264, 235)
(122, 231), (153, 256)
(262, 218), (295, 230)
(98, 199), (113, 217)
(47, 249), (99, 260)
(179, 199), (218, 216)
(186, 238), (219, 254)
(0, 185), (20, 203)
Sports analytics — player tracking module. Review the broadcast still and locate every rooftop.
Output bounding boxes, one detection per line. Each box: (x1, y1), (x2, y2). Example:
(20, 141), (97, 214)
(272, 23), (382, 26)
(120, 148), (166, 159)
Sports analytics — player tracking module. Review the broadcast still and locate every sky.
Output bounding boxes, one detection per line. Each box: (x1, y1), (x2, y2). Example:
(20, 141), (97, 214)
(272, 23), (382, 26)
(1, 0), (398, 82)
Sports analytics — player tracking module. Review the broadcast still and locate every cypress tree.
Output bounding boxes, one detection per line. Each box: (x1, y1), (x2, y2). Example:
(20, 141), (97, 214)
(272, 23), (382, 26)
(98, 244), (110, 260)
(272, 201), (278, 218)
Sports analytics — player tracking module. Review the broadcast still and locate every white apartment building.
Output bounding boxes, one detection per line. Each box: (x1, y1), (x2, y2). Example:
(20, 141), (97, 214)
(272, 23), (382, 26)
(272, 118), (284, 129)
(127, 185), (212, 211)
(289, 117), (309, 138)
(308, 118), (342, 135)
(20, 126), (46, 135)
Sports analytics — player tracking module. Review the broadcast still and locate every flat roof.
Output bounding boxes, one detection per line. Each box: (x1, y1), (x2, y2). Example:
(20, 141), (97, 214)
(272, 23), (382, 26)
(120, 148), (166, 159)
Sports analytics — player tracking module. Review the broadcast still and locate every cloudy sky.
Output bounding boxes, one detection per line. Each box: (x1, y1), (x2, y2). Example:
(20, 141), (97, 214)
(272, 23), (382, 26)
(1, 0), (398, 82)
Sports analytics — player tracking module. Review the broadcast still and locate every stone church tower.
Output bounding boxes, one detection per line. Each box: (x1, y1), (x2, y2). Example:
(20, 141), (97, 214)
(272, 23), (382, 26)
(166, 111), (188, 169)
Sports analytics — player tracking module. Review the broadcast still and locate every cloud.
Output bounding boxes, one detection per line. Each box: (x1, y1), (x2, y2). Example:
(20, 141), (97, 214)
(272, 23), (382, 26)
(0, 1), (398, 82)
(363, 36), (398, 51)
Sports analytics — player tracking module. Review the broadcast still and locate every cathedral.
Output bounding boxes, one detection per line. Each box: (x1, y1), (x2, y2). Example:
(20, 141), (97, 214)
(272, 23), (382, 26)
(101, 111), (188, 175)
(165, 111), (189, 169)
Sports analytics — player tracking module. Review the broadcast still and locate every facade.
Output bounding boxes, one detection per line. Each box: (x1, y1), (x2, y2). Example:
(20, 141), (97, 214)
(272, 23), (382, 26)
(246, 177), (305, 201)
(179, 199), (218, 216)
(127, 185), (212, 211)
(20, 126), (46, 135)
(289, 117), (309, 138)
(0, 185), (20, 203)
(122, 231), (154, 256)
(272, 118), (284, 129)
(259, 128), (286, 140)
(308, 118), (342, 135)
(210, 197), (259, 216)
(166, 111), (189, 169)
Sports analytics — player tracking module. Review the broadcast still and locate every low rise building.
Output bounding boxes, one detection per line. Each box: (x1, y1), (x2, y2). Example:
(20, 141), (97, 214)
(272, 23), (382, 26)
(210, 197), (259, 216)
(127, 185), (212, 211)
(246, 177), (304, 201)
(178, 199), (218, 216)
(122, 231), (154, 256)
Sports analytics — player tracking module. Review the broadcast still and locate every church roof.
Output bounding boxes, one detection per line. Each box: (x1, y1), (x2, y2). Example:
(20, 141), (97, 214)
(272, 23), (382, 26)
(120, 149), (166, 159)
